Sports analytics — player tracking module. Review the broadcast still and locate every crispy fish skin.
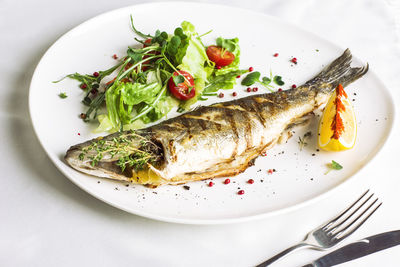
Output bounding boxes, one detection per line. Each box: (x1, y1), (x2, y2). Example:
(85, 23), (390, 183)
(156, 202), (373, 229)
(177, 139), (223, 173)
(65, 49), (368, 186)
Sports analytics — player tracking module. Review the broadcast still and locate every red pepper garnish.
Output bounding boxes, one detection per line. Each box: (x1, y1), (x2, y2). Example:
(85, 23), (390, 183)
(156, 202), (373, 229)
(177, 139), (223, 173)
(331, 84), (346, 139)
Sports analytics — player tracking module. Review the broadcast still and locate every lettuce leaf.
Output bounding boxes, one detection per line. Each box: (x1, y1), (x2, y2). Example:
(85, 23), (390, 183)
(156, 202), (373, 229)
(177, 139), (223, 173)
(177, 21), (213, 110)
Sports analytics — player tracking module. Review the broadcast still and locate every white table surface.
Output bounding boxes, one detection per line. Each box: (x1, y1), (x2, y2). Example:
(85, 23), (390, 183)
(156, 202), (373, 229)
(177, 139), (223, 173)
(1, 0), (400, 266)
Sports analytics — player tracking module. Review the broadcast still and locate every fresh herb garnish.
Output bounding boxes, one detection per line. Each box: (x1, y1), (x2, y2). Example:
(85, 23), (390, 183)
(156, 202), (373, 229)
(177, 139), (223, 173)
(298, 131), (312, 151)
(203, 69), (248, 94)
(325, 160), (343, 174)
(78, 131), (162, 172)
(216, 37), (238, 52)
(172, 75), (185, 86)
(241, 71), (284, 91)
(58, 92), (68, 99)
(330, 160), (343, 170)
(273, 75), (284, 86)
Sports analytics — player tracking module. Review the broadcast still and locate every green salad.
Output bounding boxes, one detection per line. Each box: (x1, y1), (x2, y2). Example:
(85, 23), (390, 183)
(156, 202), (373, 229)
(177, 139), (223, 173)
(55, 16), (249, 132)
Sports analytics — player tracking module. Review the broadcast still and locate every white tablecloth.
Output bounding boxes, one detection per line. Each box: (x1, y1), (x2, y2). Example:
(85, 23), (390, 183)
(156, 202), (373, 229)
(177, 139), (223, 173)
(1, 0), (399, 266)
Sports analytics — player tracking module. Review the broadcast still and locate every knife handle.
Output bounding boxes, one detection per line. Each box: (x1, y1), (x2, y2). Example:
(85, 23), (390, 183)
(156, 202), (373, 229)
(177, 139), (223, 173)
(256, 242), (312, 266)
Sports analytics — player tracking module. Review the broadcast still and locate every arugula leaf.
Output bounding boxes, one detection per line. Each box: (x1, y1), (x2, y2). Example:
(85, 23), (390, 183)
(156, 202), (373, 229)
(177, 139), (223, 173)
(54, 61), (124, 91)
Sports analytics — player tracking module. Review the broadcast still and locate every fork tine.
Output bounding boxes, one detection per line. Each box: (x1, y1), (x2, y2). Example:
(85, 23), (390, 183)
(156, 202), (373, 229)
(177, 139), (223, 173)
(330, 197), (378, 235)
(323, 189), (370, 230)
(334, 201), (382, 240)
(326, 193), (374, 233)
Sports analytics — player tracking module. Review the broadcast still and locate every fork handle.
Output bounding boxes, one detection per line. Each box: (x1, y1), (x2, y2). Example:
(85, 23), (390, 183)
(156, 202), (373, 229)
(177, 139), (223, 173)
(256, 242), (312, 266)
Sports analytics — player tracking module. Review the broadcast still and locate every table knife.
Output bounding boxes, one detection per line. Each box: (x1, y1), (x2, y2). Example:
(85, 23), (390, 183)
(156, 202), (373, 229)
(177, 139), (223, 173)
(302, 230), (400, 267)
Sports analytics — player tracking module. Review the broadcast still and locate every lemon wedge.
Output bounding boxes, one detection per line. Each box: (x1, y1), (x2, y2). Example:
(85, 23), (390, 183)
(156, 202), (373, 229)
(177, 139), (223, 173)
(318, 84), (356, 151)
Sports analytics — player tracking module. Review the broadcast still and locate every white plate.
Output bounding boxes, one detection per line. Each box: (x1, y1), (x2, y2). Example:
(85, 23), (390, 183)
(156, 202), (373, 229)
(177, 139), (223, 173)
(29, 2), (395, 224)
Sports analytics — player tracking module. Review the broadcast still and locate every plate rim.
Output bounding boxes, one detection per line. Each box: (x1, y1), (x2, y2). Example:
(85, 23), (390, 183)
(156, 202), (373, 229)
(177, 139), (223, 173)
(28, 1), (396, 224)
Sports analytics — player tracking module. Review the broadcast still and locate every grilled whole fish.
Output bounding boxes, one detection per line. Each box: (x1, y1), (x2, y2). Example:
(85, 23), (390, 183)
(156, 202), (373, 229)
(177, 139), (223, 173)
(65, 49), (368, 186)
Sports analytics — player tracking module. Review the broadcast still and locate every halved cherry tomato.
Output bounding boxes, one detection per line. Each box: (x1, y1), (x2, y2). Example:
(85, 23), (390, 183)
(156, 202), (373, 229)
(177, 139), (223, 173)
(206, 45), (235, 67)
(168, 71), (196, 100)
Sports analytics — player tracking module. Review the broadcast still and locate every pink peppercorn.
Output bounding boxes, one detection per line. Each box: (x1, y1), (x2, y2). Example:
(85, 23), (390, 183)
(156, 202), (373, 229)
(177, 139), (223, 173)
(291, 57), (297, 64)
(238, 190), (245, 195)
(273, 53), (279, 57)
(112, 54), (118, 59)
(253, 87), (258, 92)
(80, 84), (87, 89)
(247, 179), (254, 184)
(236, 75), (241, 78)
(247, 87), (252, 92)
(218, 92), (224, 98)
(249, 67), (254, 72)
(292, 84), (297, 89)
(93, 72), (99, 77)
(224, 179), (230, 184)
(232, 92), (237, 97)
(278, 88), (283, 92)
(208, 181), (214, 187)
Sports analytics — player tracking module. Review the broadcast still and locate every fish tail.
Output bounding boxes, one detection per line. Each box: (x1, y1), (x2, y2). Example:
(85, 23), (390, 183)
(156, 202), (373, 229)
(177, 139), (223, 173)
(305, 48), (369, 90)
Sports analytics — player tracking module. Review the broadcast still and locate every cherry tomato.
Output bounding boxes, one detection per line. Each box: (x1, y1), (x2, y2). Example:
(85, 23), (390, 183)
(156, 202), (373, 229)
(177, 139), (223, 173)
(206, 45), (235, 67)
(168, 71), (196, 100)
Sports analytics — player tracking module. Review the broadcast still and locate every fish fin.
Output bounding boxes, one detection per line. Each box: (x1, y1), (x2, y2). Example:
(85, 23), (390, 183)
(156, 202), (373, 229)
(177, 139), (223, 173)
(305, 48), (368, 90)
(278, 113), (314, 144)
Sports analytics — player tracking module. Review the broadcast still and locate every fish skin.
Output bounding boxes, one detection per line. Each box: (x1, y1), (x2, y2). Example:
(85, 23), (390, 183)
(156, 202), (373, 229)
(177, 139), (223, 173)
(65, 49), (368, 186)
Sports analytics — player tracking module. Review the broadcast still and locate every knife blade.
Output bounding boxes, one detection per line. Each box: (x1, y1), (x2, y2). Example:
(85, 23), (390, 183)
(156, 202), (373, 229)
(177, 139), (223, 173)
(302, 230), (400, 267)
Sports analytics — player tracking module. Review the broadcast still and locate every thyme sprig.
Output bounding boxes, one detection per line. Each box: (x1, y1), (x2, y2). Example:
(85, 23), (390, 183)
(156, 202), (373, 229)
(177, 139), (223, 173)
(79, 131), (161, 172)
(298, 131), (312, 151)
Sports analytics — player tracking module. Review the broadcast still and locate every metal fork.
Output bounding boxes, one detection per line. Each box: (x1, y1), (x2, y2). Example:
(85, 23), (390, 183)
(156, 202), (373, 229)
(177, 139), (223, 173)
(257, 190), (382, 266)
